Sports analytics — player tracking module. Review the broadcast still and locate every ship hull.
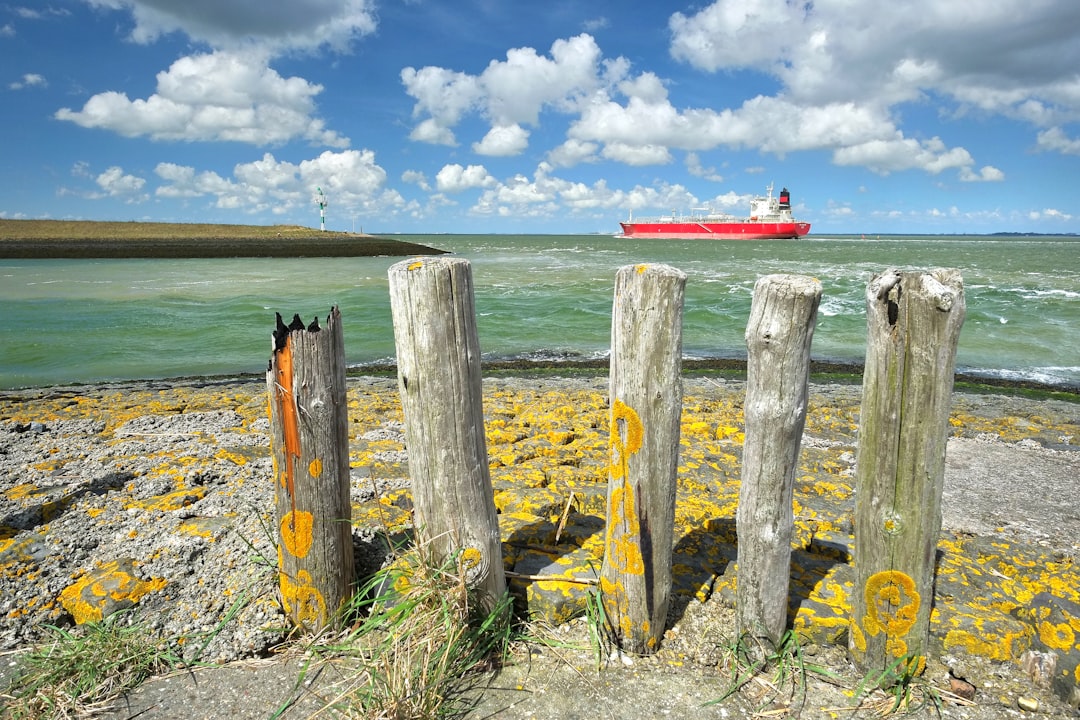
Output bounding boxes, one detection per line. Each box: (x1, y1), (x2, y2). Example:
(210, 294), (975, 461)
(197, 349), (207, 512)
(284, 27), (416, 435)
(619, 221), (811, 240)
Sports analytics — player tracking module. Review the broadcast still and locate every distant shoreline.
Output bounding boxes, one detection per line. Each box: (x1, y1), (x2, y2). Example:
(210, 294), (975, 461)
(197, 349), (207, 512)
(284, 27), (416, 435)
(0, 219), (446, 258)
(7, 358), (1074, 400)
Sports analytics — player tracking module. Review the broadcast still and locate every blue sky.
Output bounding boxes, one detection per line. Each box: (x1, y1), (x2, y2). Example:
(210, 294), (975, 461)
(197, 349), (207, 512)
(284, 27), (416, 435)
(2, 0), (1079, 235)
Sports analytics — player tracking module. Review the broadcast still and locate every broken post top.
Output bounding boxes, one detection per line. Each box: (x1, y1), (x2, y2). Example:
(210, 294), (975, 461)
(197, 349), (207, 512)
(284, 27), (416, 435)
(272, 309), (332, 353)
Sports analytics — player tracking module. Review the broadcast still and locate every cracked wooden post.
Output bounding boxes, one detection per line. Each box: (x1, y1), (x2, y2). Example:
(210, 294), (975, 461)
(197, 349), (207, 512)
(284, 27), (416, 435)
(849, 269), (965, 674)
(736, 274), (821, 653)
(266, 306), (354, 631)
(601, 263), (686, 655)
(387, 256), (506, 610)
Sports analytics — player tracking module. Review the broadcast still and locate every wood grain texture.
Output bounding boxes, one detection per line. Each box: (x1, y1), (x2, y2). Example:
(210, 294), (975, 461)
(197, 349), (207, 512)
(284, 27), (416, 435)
(388, 257), (507, 608)
(849, 269), (965, 672)
(736, 274), (822, 651)
(601, 263), (686, 655)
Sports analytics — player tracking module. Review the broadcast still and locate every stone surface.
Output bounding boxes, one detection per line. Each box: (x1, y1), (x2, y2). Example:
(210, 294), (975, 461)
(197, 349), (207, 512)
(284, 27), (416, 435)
(1, 375), (1079, 717)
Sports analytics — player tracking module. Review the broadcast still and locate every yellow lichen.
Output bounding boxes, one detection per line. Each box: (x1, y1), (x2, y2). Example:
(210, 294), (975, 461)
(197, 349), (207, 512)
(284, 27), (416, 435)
(58, 561), (168, 625)
(280, 510), (314, 559)
(1037, 620), (1075, 651)
(862, 570), (920, 657)
(280, 569), (327, 628)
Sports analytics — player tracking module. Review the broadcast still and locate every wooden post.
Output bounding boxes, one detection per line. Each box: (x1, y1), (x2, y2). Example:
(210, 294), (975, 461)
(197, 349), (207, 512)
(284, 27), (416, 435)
(736, 274), (822, 652)
(601, 263), (686, 655)
(266, 306), (354, 631)
(849, 269), (965, 674)
(387, 257), (506, 609)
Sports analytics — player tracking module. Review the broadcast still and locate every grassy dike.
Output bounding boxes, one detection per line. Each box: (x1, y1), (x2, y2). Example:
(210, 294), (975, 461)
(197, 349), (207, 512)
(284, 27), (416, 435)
(0, 219), (446, 258)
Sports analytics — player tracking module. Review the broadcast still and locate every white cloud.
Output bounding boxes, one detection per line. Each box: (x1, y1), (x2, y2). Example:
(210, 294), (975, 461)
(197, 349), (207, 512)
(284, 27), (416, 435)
(466, 163), (700, 219)
(832, 137), (974, 176)
(600, 142), (672, 166)
(56, 51), (347, 147)
(0, 23), (13, 36)
(472, 124), (529, 156)
(8, 73), (46, 90)
(83, 0), (376, 54)
(401, 170), (430, 192)
(546, 139), (599, 168)
(669, 0), (1080, 114)
(669, 0), (804, 72)
(1036, 127), (1080, 155)
(403, 34), (623, 153)
(959, 165), (1005, 182)
(436, 164), (495, 193)
(1028, 207), (1073, 222)
(96, 166), (147, 201)
(154, 149), (396, 215)
(685, 153), (723, 182)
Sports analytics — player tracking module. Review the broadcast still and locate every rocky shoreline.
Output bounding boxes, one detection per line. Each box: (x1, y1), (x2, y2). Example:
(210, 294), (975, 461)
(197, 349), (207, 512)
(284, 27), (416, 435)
(1, 374), (1078, 718)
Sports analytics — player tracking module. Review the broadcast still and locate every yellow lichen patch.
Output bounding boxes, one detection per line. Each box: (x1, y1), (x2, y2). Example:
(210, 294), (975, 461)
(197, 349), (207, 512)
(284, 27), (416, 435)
(124, 487), (206, 512)
(5, 483), (44, 501)
(714, 425), (744, 443)
(460, 546), (483, 573)
(609, 399), (643, 480)
(850, 618), (867, 651)
(58, 560), (168, 625)
(1038, 620), (1075, 651)
(280, 569), (327, 628)
(861, 570), (920, 658)
(280, 510), (314, 559)
(407, 259), (424, 271)
(215, 448), (249, 466)
(308, 458), (323, 478)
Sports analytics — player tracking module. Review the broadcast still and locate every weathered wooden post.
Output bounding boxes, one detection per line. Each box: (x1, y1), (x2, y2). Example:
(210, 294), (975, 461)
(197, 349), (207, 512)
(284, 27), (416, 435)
(387, 257), (506, 609)
(266, 307), (354, 631)
(736, 274), (822, 653)
(849, 269), (965, 674)
(601, 263), (686, 655)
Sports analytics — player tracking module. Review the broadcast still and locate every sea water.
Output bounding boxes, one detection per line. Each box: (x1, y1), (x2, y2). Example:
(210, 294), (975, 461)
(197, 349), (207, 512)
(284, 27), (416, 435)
(1, 234), (1077, 390)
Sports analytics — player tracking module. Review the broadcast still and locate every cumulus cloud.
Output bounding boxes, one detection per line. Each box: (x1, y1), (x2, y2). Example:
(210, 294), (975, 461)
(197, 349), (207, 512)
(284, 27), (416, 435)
(59, 1), (364, 149)
(154, 149), (398, 215)
(435, 164), (496, 193)
(402, 34), (624, 154)
(96, 166), (147, 201)
(466, 162), (698, 220)
(472, 124), (529, 156)
(61, 162), (147, 202)
(56, 51), (347, 147)
(1036, 127), (1080, 155)
(665, 0), (1080, 168)
(546, 139), (599, 168)
(83, 0), (376, 54)
(401, 170), (430, 192)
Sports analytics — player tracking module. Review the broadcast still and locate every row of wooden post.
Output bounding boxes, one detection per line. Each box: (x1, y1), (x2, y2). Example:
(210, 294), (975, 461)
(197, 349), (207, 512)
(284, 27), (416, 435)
(265, 256), (964, 676)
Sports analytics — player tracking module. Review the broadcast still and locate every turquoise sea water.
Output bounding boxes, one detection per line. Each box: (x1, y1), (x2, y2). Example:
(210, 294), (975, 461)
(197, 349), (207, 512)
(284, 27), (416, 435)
(1, 234), (1078, 389)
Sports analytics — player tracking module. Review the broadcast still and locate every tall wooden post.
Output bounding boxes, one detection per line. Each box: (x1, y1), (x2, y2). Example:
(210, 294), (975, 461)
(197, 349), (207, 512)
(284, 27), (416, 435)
(850, 269), (965, 674)
(387, 257), (506, 609)
(601, 263), (686, 655)
(736, 274), (821, 652)
(267, 307), (354, 631)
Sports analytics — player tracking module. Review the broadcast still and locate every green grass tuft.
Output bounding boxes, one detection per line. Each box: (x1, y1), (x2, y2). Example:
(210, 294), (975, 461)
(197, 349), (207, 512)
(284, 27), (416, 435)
(1, 611), (182, 720)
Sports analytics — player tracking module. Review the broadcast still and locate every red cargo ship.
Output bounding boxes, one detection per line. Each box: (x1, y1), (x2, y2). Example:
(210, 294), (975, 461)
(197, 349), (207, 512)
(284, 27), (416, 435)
(619, 184), (810, 240)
